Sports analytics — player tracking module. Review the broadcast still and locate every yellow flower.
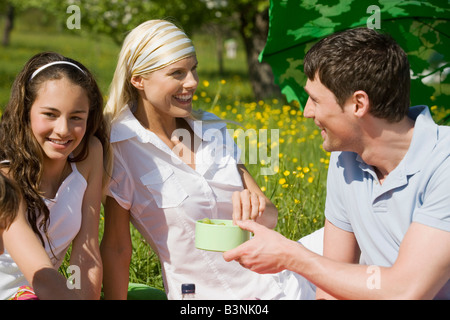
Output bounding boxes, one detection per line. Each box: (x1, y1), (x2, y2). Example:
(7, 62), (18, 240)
(283, 170), (290, 176)
(308, 177), (314, 183)
(220, 79), (226, 85)
(261, 186), (266, 192)
(279, 178), (286, 185)
(203, 80), (210, 87)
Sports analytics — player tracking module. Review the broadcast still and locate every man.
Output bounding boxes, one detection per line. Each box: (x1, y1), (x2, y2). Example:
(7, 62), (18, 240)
(223, 28), (450, 299)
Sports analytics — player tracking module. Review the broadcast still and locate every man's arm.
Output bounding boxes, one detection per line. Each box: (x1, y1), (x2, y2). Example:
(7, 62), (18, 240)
(315, 219), (360, 299)
(224, 220), (450, 299)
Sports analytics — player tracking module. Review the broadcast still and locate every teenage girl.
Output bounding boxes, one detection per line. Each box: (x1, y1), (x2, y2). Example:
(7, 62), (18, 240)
(0, 52), (109, 300)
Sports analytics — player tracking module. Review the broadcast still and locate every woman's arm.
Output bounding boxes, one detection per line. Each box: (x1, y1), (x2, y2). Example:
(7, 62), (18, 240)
(100, 196), (133, 300)
(234, 164), (278, 229)
(70, 137), (103, 299)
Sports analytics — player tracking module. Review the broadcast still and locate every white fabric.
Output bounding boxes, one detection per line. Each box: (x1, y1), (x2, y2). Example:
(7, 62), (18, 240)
(0, 162), (86, 299)
(108, 106), (323, 300)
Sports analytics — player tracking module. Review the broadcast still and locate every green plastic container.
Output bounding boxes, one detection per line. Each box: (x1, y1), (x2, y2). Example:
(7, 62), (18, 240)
(195, 219), (250, 252)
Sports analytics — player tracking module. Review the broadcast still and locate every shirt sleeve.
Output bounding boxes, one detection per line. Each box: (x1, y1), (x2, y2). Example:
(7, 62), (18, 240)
(106, 149), (134, 211)
(413, 154), (450, 232)
(324, 152), (353, 232)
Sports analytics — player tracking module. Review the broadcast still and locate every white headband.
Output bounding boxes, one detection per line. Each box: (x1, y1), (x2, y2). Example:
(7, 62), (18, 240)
(128, 20), (196, 75)
(30, 61), (86, 81)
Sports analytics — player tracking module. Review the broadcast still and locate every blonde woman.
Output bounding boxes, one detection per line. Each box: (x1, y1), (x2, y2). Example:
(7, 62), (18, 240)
(101, 19), (322, 300)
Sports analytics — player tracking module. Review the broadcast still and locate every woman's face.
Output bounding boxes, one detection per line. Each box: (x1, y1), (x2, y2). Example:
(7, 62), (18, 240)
(29, 77), (89, 164)
(133, 56), (199, 118)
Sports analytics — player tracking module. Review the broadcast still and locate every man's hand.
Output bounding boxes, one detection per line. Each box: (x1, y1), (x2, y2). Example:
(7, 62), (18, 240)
(223, 220), (297, 274)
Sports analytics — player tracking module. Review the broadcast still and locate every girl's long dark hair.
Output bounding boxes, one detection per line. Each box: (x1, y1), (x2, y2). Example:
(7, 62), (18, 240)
(0, 52), (109, 251)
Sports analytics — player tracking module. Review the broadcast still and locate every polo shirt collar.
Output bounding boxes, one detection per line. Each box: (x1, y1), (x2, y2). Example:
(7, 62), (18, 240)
(355, 105), (438, 179)
(401, 105), (438, 176)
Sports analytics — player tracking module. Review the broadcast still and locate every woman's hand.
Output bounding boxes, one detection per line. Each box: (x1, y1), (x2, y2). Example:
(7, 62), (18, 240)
(232, 189), (266, 224)
(235, 164), (278, 229)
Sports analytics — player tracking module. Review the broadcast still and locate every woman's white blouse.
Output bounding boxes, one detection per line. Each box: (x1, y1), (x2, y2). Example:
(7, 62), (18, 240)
(107, 107), (286, 300)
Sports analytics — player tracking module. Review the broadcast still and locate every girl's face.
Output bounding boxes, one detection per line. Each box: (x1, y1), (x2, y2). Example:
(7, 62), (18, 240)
(29, 77), (89, 163)
(134, 56), (199, 118)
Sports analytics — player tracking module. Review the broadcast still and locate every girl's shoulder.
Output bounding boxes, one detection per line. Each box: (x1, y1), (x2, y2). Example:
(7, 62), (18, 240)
(74, 136), (103, 181)
(86, 135), (103, 155)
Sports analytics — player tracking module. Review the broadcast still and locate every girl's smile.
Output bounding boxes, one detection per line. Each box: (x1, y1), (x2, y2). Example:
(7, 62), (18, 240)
(29, 77), (89, 163)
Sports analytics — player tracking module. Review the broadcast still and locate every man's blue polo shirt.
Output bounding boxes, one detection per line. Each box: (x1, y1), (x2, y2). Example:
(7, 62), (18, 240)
(325, 105), (450, 298)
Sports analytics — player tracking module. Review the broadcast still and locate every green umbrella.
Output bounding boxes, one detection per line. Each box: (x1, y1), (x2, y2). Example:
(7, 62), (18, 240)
(260, 0), (450, 122)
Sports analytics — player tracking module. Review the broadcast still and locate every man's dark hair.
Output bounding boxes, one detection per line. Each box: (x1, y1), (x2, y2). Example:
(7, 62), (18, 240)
(304, 27), (410, 122)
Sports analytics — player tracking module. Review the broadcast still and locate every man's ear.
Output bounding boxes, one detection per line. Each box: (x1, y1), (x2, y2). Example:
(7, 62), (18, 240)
(352, 90), (370, 119)
(130, 75), (144, 90)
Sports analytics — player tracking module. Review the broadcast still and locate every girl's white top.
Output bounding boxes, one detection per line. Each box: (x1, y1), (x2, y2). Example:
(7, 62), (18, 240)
(0, 161), (87, 299)
(107, 106), (291, 300)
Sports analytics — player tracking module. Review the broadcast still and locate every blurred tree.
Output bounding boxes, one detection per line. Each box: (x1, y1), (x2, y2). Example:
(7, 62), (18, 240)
(1, 1), (14, 46)
(201, 0), (281, 100)
(2, 0), (280, 101)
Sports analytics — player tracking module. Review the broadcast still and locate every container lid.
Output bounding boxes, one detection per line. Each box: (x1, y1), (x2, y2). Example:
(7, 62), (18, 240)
(181, 283), (195, 294)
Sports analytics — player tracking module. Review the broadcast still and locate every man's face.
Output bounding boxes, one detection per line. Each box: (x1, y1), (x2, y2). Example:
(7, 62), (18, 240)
(303, 76), (358, 152)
